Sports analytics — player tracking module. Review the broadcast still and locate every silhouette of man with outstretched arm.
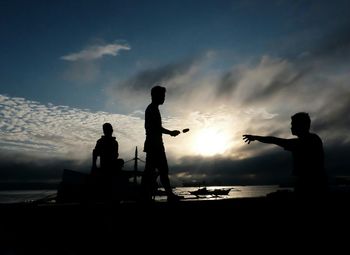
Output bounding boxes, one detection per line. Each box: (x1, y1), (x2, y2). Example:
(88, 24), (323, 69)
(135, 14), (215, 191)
(243, 112), (327, 198)
(91, 123), (124, 201)
(141, 85), (183, 202)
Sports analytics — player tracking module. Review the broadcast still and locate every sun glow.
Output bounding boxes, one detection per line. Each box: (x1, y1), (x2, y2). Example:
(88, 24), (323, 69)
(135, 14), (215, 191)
(192, 128), (230, 156)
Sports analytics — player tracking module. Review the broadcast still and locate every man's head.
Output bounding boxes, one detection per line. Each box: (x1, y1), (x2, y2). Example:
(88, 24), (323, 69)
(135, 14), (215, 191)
(151, 85), (166, 105)
(103, 123), (113, 137)
(291, 112), (311, 137)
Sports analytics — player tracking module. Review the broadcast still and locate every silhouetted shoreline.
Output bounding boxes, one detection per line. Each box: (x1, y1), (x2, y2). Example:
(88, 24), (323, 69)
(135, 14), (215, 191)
(1, 189), (350, 254)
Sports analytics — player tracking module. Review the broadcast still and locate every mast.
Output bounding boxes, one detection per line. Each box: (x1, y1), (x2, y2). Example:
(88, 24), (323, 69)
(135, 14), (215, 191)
(133, 146), (138, 184)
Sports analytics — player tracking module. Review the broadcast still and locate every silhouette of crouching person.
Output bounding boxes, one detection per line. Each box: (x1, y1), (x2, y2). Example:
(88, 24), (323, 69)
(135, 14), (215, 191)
(90, 123), (125, 202)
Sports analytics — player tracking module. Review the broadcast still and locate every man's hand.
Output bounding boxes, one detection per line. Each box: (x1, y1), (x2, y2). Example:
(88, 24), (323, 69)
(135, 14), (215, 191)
(243, 134), (256, 144)
(170, 130), (181, 137)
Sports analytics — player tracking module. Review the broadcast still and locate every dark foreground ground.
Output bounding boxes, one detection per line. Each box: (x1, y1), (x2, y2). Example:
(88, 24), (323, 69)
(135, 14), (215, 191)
(1, 191), (350, 254)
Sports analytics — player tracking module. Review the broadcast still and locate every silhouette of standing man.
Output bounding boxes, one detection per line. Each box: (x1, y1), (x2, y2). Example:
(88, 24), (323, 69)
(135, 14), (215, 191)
(141, 85), (183, 202)
(243, 112), (327, 198)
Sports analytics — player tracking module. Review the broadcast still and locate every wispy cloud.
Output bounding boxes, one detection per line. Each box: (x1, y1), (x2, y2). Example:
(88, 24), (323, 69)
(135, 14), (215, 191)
(105, 54), (210, 112)
(105, 42), (350, 163)
(0, 94), (226, 182)
(60, 40), (131, 83)
(61, 42), (131, 61)
(0, 95), (143, 162)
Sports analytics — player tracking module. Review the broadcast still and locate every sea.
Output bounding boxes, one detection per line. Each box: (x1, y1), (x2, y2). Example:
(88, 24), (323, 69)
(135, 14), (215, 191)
(0, 185), (292, 204)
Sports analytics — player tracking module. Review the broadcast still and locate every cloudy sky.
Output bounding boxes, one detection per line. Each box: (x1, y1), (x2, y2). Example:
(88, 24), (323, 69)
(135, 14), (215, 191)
(1, 0), (350, 186)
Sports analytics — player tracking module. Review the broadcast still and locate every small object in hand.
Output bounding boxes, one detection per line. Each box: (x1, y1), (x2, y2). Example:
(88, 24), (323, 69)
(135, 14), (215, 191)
(182, 128), (190, 133)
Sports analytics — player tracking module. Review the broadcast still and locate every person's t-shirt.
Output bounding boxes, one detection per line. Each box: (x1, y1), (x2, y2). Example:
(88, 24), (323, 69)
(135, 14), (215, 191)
(94, 136), (119, 170)
(282, 133), (324, 178)
(144, 103), (164, 152)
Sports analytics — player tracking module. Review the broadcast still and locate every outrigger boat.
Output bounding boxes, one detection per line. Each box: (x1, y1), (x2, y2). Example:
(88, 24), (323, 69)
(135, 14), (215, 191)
(189, 187), (232, 197)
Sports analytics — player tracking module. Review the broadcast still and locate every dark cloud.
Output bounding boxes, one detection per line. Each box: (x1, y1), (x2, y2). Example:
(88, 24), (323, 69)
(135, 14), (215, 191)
(245, 65), (308, 104)
(312, 90), (350, 133)
(172, 150), (293, 185)
(214, 56), (311, 107)
(2, 139), (350, 187)
(117, 56), (199, 93)
(253, 69), (306, 103)
(325, 143), (350, 177)
(170, 139), (350, 186)
(106, 54), (211, 113)
(222, 23), (350, 108)
(216, 67), (243, 99)
(312, 25), (350, 61)
(0, 150), (90, 187)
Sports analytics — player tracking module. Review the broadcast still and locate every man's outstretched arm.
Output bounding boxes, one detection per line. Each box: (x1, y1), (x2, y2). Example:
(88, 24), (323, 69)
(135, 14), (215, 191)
(243, 135), (288, 148)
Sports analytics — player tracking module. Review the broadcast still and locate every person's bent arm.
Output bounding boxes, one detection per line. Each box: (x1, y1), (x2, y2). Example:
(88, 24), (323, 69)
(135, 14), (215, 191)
(243, 135), (288, 148)
(116, 142), (119, 158)
(162, 127), (180, 137)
